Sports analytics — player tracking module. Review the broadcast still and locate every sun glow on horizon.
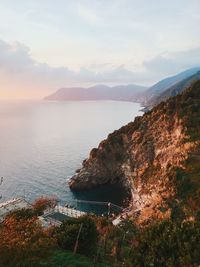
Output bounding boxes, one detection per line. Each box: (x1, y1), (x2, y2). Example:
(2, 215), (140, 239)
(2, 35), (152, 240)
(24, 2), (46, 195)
(0, 0), (199, 99)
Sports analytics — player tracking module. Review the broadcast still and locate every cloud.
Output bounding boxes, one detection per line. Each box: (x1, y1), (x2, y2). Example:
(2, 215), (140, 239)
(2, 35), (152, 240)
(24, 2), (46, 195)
(76, 65), (140, 83)
(0, 38), (200, 98)
(143, 47), (200, 75)
(0, 39), (143, 99)
(0, 39), (145, 91)
(0, 40), (34, 73)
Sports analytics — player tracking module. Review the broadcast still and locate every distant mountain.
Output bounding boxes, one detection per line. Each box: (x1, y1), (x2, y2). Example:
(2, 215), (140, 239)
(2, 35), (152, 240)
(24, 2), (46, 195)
(145, 71), (200, 109)
(45, 67), (200, 106)
(44, 84), (147, 102)
(144, 67), (200, 102)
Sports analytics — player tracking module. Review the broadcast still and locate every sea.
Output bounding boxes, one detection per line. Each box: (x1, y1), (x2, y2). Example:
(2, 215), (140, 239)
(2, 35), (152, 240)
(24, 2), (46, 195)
(0, 100), (142, 213)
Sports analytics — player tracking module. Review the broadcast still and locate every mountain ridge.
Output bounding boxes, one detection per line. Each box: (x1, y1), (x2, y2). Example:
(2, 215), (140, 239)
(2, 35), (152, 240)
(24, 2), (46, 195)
(44, 67), (200, 106)
(45, 84), (147, 102)
(144, 66), (200, 100)
(145, 71), (200, 109)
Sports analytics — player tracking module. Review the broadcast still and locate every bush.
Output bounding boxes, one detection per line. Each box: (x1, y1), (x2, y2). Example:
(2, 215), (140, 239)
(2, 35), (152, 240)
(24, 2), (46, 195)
(6, 208), (36, 220)
(55, 216), (98, 256)
(32, 196), (57, 215)
(130, 220), (200, 267)
(0, 215), (56, 267)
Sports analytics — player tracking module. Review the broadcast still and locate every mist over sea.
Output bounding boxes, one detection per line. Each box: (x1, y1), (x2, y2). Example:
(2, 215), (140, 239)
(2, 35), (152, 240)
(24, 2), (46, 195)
(0, 100), (142, 209)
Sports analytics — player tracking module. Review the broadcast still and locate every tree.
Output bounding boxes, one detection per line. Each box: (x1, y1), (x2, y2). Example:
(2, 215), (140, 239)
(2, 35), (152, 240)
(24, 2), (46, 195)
(32, 196), (57, 215)
(0, 213), (56, 267)
(55, 216), (98, 256)
(130, 220), (200, 267)
(6, 208), (36, 220)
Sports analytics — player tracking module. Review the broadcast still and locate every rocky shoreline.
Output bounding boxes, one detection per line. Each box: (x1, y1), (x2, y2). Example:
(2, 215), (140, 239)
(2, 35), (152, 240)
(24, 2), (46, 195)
(69, 81), (200, 225)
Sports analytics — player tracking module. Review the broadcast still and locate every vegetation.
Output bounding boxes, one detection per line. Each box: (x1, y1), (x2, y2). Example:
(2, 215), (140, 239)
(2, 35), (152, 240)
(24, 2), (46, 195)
(1, 81), (200, 266)
(40, 250), (111, 267)
(150, 80), (200, 220)
(32, 196), (58, 215)
(131, 220), (200, 267)
(55, 216), (98, 256)
(1, 203), (200, 267)
(0, 211), (55, 267)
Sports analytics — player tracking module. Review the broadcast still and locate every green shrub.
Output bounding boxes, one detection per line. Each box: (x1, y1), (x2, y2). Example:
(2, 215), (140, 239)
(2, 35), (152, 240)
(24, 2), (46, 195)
(130, 220), (200, 267)
(55, 216), (98, 256)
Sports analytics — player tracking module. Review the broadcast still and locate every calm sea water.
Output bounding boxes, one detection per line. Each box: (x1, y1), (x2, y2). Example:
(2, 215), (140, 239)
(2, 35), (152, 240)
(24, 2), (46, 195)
(0, 100), (142, 211)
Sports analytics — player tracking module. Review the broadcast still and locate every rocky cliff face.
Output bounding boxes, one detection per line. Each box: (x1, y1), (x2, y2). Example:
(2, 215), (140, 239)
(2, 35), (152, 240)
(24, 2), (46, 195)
(69, 80), (200, 224)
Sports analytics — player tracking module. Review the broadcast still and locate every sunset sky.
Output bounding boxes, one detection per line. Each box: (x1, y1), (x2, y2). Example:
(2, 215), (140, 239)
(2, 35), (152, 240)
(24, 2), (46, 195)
(0, 0), (200, 99)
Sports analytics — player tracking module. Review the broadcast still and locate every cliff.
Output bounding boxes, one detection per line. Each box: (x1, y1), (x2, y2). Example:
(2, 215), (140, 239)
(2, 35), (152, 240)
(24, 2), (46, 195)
(69, 80), (200, 224)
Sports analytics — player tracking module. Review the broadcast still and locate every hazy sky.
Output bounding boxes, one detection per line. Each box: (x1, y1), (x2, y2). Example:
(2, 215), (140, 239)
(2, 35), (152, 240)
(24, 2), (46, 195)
(0, 0), (200, 99)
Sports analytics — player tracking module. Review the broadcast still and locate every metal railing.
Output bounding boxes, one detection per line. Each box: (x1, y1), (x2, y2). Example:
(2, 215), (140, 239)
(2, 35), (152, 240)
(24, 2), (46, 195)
(55, 205), (86, 218)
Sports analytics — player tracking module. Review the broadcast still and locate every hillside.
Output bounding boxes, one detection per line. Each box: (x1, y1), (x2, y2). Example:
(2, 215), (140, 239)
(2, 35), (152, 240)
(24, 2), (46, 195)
(145, 71), (200, 109)
(44, 84), (147, 102)
(69, 80), (200, 225)
(143, 67), (200, 102)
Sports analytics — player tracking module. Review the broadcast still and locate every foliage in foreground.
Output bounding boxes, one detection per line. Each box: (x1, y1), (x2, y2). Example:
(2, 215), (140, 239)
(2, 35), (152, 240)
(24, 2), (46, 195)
(32, 196), (58, 215)
(0, 214), (55, 267)
(54, 216), (98, 256)
(40, 250), (111, 267)
(131, 220), (200, 267)
(1, 205), (200, 267)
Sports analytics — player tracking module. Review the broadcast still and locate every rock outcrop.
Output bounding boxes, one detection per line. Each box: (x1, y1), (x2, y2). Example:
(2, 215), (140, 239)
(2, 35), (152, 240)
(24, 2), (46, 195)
(69, 80), (200, 224)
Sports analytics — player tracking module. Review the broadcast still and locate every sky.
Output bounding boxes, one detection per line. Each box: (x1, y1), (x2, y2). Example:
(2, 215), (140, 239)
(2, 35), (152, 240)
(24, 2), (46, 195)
(0, 0), (199, 99)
